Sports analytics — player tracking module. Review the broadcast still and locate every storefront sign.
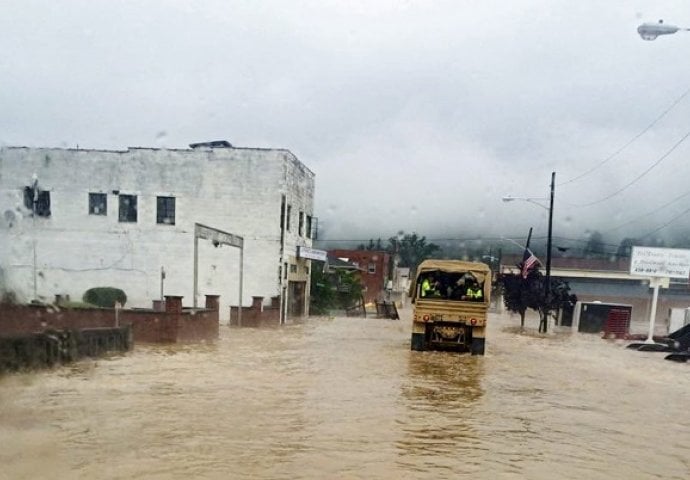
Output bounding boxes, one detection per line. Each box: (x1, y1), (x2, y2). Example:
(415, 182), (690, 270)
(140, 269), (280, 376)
(297, 246), (327, 262)
(630, 246), (690, 279)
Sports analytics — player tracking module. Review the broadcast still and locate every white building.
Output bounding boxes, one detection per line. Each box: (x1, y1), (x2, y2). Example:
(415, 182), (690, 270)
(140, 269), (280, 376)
(0, 142), (317, 322)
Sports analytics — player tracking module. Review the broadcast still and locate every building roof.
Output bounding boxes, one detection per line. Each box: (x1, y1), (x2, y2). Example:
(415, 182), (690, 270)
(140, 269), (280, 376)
(326, 255), (363, 271)
(501, 254), (630, 272)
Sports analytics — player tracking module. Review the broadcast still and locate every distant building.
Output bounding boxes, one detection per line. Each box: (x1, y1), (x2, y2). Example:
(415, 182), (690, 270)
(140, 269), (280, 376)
(327, 249), (391, 303)
(0, 143), (316, 322)
(500, 255), (690, 333)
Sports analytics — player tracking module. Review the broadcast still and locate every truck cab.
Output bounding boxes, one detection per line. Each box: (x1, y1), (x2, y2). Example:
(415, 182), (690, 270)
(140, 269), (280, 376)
(410, 259), (491, 355)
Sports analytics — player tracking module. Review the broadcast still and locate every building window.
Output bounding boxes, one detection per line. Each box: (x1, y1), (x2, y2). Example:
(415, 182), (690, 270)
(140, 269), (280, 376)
(156, 196), (175, 225)
(289, 264), (297, 273)
(299, 211), (304, 236)
(368, 263), (376, 274)
(89, 193), (107, 215)
(280, 195), (286, 251)
(286, 204), (292, 231)
(23, 186), (51, 217)
(118, 194), (137, 223)
(306, 215), (312, 239)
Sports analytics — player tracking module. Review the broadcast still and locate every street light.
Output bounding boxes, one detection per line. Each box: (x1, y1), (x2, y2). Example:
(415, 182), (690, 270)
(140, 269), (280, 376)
(502, 172), (556, 332)
(501, 196), (549, 210)
(637, 19), (689, 41)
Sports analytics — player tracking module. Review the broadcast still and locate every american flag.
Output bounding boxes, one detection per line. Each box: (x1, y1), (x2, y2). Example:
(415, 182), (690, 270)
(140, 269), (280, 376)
(520, 248), (540, 279)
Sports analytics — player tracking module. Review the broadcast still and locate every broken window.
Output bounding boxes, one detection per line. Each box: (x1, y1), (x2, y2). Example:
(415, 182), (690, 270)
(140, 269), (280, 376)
(299, 211), (304, 236)
(23, 186), (51, 217)
(89, 193), (107, 215)
(156, 196), (175, 225)
(118, 194), (137, 223)
(368, 263), (376, 274)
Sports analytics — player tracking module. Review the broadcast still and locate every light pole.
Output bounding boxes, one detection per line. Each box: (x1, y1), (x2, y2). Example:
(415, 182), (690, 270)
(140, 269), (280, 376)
(502, 172), (556, 332)
(637, 19), (689, 40)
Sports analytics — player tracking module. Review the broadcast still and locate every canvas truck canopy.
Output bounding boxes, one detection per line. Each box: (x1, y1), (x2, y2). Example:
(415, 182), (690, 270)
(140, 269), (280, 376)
(409, 259), (491, 297)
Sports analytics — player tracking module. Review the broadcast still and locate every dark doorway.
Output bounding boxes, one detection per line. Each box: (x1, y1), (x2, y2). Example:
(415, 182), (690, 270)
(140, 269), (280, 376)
(288, 281), (306, 317)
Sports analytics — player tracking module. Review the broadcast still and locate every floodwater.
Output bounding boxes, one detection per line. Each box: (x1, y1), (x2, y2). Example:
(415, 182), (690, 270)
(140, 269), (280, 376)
(1, 310), (689, 480)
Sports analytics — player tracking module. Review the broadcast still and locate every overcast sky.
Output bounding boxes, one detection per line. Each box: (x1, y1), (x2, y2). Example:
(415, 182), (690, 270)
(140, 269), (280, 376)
(2, 1), (690, 250)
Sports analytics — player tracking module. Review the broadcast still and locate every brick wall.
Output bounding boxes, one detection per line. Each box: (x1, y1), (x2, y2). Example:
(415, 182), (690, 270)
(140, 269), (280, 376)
(229, 295), (281, 327)
(328, 249), (390, 304)
(0, 294), (219, 343)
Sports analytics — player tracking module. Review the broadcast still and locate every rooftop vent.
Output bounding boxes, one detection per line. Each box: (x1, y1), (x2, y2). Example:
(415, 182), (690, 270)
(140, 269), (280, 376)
(189, 140), (233, 149)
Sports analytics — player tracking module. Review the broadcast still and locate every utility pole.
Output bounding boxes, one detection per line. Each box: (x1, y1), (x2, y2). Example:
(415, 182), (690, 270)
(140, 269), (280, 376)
(541, 171), (556, 333)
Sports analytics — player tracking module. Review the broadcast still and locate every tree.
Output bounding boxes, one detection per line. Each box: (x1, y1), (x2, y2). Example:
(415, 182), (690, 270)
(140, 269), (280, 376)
(583, 231), (606, 257)
(309, 265), (364, 314)
(499, 270), (576, 329)
(309, 266), (336, 315)
(616, 237), (637, 259)
(499, 271), (542, 327)
(357, 238), (384, 251)
(387, 231), (441, 274)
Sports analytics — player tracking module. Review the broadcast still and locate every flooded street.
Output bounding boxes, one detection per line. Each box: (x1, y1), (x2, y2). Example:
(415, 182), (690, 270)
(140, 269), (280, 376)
(1, 310), (689, 480)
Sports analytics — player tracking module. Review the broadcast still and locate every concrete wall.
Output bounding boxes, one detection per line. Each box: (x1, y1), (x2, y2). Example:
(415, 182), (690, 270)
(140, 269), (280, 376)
(0, 146), (315, 320)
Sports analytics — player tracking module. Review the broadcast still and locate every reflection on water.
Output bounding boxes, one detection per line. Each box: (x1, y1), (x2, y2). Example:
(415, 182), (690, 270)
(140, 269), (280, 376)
(1, 311), (690, 479)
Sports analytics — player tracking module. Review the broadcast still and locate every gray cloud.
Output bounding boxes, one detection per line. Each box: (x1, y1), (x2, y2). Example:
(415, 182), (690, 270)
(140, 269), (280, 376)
(2, 0), (690, 248)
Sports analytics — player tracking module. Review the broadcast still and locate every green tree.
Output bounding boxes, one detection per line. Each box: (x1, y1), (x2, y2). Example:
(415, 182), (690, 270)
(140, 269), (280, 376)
(387, 231), (441, 274)
(82, 287), (127, 308)
(499, 271), (542, 327)
(309, 266), (336, 315)
(499, 270), (576, 331)
(309, 266), (364, 314)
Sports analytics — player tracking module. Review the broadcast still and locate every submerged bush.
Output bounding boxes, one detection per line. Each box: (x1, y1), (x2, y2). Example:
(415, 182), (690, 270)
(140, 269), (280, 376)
(82, 287), (127, 308)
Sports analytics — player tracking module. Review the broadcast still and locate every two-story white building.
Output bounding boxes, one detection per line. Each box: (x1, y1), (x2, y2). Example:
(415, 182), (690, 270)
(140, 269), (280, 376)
(0, 142), (316, 322)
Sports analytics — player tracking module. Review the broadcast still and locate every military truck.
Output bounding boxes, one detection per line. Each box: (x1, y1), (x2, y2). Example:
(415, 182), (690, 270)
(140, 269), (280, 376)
(409, 259), (491, 355)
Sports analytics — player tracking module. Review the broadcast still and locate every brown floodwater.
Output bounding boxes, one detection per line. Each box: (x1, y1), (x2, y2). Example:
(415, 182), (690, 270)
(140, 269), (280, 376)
(1, 310), (689, 479)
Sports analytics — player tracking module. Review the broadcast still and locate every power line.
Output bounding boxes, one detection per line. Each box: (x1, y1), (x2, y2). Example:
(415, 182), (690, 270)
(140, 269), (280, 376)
(638, 206), (690, 240)
(559, 85), (690, 187)
(608, 189), (690, 231)
(571, 129), (690, 207)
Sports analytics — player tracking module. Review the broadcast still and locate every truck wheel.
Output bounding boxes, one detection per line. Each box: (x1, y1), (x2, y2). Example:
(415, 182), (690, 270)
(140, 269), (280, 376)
(411, 333), (425, 351)
(471, 337), (485, 355)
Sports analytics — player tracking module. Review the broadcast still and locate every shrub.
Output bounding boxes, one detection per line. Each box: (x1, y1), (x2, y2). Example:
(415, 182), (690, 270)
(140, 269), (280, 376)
(82, 287), (127, 308)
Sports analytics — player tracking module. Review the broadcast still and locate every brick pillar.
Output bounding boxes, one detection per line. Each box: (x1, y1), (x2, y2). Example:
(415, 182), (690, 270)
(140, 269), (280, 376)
(252, 296), (264, 312)
(205, 295), (220, 311)
(164, 296), (183, 314)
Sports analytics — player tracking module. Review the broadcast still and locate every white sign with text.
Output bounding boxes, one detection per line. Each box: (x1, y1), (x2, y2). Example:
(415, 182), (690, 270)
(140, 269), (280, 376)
(630, 246), (690, 279)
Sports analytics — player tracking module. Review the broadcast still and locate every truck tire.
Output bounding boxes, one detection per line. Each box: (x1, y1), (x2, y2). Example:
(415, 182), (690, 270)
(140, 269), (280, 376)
(411, 333), (426, 351)
(471, 337), (485, 355)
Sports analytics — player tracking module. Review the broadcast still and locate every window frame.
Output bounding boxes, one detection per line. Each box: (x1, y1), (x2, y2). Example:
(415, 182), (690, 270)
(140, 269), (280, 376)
(118, 194), (138, 223)
(88, 192), (107, 216)
(156, 196), (176, 225)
